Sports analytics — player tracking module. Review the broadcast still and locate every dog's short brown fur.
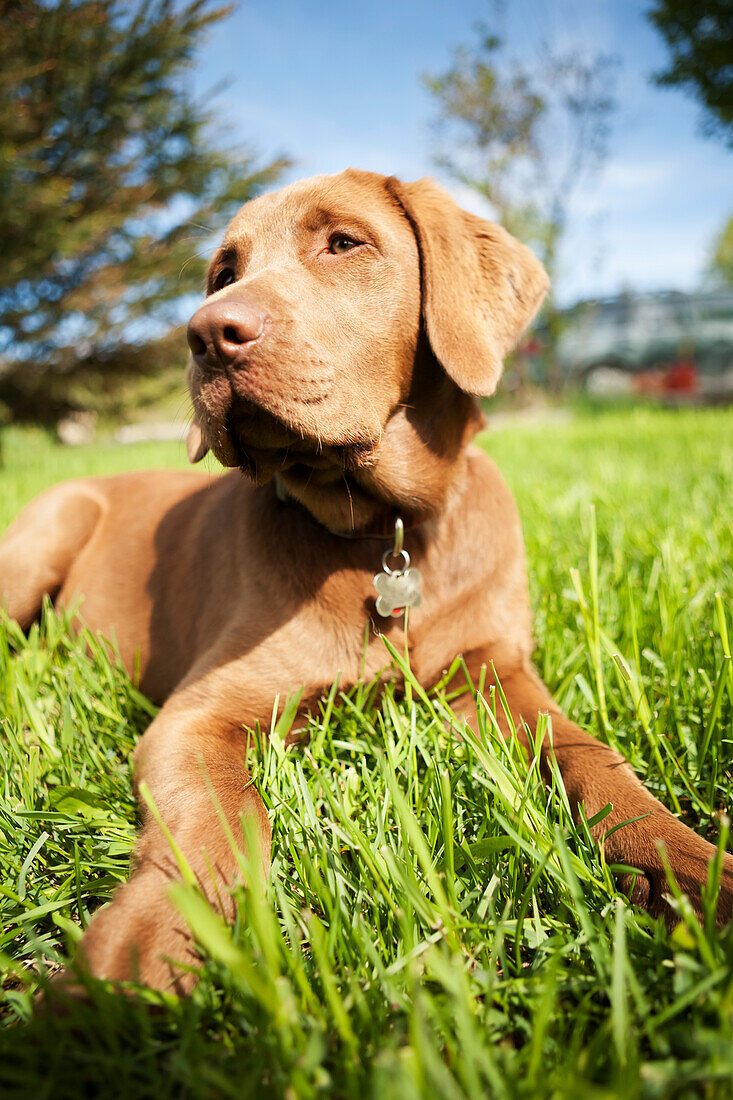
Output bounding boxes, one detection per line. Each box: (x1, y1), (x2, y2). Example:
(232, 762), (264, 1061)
(1, 170), (731, 990)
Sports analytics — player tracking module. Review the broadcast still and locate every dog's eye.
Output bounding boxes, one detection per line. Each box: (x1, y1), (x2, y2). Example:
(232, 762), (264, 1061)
(329, 234), (360, 255)
(212, 268), (236, 292)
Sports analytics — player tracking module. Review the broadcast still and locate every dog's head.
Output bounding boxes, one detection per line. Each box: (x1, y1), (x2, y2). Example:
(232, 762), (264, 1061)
(186, 169), (547, 531)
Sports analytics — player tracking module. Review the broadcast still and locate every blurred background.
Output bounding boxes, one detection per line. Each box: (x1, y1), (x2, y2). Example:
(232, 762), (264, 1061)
(1, 0), (732, 444)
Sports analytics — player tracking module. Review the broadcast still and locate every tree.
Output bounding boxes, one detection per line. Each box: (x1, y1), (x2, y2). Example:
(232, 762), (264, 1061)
(425, 32), (616, 388)
(647, 3), (732, 286)
(711, 216), (733, 284)
(648, 0), (733, 146)
(0, 0), (287, 424)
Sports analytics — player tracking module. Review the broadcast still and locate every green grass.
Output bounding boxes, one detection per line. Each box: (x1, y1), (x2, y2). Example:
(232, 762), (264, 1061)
(1, 404), (732, 1099)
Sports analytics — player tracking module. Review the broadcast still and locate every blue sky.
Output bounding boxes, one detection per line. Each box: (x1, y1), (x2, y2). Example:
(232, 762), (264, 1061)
(192, 0), (732, 305)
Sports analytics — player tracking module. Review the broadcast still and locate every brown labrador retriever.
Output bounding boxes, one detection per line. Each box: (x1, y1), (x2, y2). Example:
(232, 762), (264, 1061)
(1, 169), (731, 991)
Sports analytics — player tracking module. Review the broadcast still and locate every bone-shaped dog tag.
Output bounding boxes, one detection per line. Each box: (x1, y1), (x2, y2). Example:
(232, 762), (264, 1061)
(373, 517), (422, 619)
(373, 562), (422, 618)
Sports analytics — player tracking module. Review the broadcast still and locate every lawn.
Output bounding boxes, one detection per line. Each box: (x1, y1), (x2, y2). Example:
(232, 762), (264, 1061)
(0, 404), (732, 1099)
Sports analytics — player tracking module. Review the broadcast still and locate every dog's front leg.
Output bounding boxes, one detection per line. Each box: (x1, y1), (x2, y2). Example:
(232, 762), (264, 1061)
(75, 695), (271, 992)
(451, 654), (733, 926)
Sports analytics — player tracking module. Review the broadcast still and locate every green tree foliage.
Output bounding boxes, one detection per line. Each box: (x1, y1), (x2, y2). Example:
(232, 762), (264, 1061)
(648, 0), (733, 146)
(648, 3), (733, 288)
(711, 215), (733, 284)
(0, 0), (287, 424)
(425, 33), (616, 388)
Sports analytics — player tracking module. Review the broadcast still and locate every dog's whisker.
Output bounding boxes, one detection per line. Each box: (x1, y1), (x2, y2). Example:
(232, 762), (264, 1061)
(341, 472), (355, 531)
(178, 247), (213, 280)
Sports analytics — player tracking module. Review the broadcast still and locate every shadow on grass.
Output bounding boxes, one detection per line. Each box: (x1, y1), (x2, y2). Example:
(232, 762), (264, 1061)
(0, 976), (271, 1100)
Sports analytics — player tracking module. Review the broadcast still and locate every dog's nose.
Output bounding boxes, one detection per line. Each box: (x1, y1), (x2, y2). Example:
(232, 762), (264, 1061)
(187, 299), (266, 368)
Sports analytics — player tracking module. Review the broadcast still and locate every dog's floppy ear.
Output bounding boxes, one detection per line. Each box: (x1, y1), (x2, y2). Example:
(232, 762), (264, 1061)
(386, 177), (548, 397)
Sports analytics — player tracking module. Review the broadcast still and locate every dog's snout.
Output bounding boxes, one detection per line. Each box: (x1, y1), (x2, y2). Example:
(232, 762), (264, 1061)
(187, 299), (266, 368)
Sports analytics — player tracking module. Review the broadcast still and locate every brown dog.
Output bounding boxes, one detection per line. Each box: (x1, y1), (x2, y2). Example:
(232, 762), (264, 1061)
(1, 170), (731, 991)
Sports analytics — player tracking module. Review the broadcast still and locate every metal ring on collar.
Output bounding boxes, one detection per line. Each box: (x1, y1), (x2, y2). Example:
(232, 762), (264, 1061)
(381, 547), (410, 575)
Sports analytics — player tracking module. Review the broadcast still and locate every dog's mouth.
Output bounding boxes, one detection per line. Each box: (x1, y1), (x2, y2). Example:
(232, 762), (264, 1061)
(224, 399), (377, 485)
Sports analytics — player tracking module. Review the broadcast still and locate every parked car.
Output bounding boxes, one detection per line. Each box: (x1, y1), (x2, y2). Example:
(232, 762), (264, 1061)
(555, 288), (733, 401)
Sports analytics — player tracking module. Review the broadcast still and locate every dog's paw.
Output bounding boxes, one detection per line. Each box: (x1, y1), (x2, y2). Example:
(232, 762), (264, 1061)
(75, 874), (201, 993)
(609, 822), (733, 929)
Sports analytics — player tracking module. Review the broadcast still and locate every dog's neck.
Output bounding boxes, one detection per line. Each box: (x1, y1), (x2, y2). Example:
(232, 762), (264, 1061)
(273, 473), (419, 541)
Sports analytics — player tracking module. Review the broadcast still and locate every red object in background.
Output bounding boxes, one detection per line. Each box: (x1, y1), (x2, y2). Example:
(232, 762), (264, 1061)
(634, 358), (699, 397)
(665, 358), (698, 393)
